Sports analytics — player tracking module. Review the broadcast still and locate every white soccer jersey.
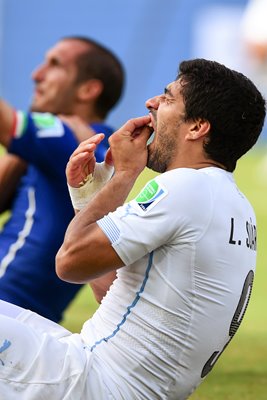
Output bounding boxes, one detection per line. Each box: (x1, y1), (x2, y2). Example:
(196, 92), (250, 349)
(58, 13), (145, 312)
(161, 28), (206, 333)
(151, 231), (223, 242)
(82, 167), (257, 400)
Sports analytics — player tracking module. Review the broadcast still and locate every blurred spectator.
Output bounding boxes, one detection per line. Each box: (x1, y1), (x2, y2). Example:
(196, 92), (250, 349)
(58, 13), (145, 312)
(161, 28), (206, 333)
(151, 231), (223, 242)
(241, 0), (267, 172)
(241, 0), (267, 94)
(242, 0), (267, 60)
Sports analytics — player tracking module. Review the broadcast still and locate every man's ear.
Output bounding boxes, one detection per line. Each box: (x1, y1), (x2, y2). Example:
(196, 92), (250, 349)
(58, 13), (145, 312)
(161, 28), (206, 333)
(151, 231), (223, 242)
(77, 79), (103, 102)
(185, 119), (210, 141)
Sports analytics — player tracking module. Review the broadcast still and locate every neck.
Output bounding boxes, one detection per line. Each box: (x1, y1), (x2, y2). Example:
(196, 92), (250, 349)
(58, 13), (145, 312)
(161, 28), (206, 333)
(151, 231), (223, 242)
(168, 143), (227, 171)
(167, 156), (227, 172)
(71, 104), (104, 125)
(78, 113), (103, 125)
(193, 160), (227, 170)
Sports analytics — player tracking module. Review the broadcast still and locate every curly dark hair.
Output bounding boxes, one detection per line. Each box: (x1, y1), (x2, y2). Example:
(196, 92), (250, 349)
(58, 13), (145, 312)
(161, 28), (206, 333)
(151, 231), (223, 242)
(177, 59), (266, 171)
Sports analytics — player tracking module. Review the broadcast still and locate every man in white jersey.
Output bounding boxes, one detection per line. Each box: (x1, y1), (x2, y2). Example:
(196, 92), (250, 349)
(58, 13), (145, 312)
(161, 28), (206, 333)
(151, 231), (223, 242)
(0, 59), (265, 399)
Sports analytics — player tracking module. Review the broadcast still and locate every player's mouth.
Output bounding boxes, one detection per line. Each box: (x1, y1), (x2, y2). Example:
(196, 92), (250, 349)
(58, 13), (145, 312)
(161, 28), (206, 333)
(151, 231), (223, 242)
(148, 112), (156, 133)
(33, 84), (45, 97)
(35, 88), (44, 96)
(147, 116), (155, 145)
(147, 123), (154, 138)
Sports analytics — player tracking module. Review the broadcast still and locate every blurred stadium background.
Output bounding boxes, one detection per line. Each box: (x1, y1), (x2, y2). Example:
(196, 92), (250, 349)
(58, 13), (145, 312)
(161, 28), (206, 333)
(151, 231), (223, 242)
(0, 0), (267, 398)
(1, 0), (267, 138)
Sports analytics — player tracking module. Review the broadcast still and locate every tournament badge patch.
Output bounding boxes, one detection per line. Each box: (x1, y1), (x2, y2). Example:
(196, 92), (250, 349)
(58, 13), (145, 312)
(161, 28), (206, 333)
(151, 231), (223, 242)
(32, 112), (64, 137)
(134, 179), (168, 212)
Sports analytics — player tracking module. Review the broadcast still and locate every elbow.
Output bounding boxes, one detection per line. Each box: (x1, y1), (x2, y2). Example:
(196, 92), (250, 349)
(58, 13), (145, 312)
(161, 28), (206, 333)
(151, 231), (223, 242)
(55, 246), (82, 284)
(55, 247), (72, 282)
(56, 242), (98, 284)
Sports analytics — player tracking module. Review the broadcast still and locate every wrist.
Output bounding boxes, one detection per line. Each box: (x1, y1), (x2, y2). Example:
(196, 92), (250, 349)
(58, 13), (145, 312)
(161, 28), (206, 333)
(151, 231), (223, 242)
(68, 162), (114, 210)
(113, 168), (141, 182)
(110, 169), (140, 194)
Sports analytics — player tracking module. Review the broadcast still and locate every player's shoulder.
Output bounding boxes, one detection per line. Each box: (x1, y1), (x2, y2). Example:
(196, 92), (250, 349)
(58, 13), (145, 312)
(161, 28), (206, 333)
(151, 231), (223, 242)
(13, 111), (66, 139)
(29, 112), (65, 138)
(155, 167), (232, 209)
(157, 167), (218, 192)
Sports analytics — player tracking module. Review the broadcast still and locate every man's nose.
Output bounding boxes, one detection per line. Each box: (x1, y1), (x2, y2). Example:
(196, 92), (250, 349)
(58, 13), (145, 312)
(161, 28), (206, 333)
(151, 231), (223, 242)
(145, 95), (160, 110)
(31, 64), (46, 82)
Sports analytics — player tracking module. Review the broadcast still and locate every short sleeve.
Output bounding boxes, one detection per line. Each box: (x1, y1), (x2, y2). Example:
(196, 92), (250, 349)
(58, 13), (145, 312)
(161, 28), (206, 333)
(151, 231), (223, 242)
(97, 170), (213, 266)
(8, 111), (79, 179)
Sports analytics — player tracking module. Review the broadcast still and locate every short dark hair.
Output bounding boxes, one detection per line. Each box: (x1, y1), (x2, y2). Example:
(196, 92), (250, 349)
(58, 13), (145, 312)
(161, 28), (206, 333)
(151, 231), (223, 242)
(62, 36), (124, 119)
(177, 59), (266, 171)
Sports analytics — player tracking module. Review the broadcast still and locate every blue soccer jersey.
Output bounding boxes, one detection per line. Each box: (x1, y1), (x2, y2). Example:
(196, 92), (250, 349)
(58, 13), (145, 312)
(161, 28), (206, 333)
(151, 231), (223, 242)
(0, 112), (113, 322)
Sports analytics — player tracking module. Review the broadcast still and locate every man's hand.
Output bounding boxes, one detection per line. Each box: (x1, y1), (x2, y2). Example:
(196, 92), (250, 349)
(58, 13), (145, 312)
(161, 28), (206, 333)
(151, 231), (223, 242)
(108, 115), (152, 178)
(66, 134), (105, 188)
(56, 115), (153, 283)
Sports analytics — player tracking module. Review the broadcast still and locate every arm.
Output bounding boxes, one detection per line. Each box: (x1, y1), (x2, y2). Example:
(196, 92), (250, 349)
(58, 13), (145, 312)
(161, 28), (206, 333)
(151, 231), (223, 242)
(0, 99), (15, 147)
(56, 115), (152, 284)
(0, 153), (27, 213)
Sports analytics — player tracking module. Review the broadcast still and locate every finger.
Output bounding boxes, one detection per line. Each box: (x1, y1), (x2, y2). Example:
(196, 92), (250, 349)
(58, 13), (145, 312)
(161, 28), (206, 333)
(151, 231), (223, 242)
(71, 133), (105, 156)
(131, 125), (152, 139)
(87, 133), (105, 144)
(69, 151), (93, 166)
(76, 133), (105, 147)
(118, 116), (151, 136)
(69, 143), (96, 159)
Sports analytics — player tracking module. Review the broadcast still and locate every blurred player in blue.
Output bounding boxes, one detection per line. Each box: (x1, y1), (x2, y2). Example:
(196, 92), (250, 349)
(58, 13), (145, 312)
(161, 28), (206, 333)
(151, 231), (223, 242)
(0, 36), (124, 322)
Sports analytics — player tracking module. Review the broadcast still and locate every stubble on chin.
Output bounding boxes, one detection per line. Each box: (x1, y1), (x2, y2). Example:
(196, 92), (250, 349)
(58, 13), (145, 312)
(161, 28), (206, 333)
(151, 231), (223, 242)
(147, 146), (167, 173)
(30, 98), (43, 112)
(30, 101), (57, 114)
(30, 104), (37, 112)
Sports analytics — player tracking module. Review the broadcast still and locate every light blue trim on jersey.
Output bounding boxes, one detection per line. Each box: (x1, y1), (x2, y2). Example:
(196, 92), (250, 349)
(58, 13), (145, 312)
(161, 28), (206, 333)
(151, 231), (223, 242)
(90, 251), (154, 352)
(97, 216), (120, 243)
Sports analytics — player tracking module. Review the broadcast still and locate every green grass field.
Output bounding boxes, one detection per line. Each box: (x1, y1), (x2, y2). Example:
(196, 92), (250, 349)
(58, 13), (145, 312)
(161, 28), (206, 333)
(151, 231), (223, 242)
(1, 146), (267, 399)
(60, 146), (267, 400)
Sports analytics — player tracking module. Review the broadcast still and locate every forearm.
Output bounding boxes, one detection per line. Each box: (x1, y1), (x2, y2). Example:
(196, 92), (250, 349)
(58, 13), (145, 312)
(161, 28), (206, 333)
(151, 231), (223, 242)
(56, 115), (151, 283)
(74, 170), (137, 223)
(56, 170), (139, 282)
(64, 169), (138, 249)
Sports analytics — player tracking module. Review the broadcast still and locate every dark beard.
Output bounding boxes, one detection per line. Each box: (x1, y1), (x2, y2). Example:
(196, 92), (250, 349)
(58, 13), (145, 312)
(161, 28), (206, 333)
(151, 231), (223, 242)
(147, 146), (168, 173)
(147, 129), (178, 173)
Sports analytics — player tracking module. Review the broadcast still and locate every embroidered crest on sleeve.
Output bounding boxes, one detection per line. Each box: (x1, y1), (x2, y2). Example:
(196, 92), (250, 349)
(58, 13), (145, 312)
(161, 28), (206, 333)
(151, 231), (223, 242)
(134, 179), (168, 212)
(32, 113), (64, 137)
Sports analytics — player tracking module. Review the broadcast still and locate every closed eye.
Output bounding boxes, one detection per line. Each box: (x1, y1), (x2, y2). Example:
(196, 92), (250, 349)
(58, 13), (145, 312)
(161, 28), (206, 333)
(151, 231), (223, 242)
(159, 94), (173, 105)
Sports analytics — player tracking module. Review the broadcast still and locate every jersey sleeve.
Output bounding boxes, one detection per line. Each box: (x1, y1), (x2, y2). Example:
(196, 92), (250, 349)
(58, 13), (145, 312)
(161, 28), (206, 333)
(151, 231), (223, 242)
(8, 111), (79, 180)
(97, 169), (213, 266)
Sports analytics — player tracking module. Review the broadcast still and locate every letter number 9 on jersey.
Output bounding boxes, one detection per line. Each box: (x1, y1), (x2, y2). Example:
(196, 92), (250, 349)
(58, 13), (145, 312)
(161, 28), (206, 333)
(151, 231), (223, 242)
(201, 270), (254, 378)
